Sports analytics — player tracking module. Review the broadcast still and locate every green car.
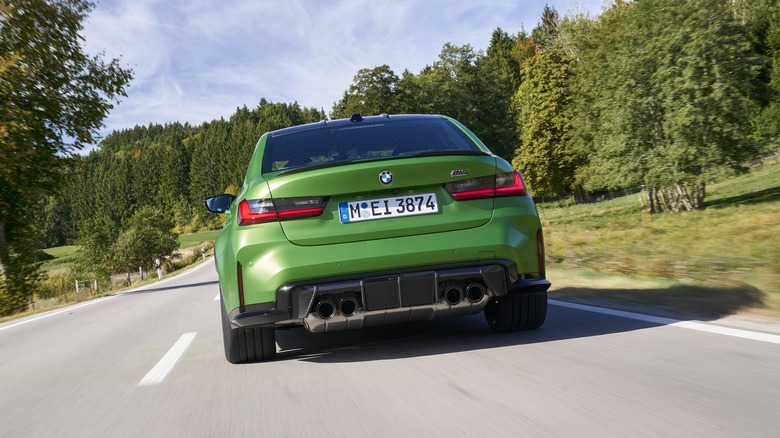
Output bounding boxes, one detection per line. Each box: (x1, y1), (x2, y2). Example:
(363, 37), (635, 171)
(205, 114), (550, 363)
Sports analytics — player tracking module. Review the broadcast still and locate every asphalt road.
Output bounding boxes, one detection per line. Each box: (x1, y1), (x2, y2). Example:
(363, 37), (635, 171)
(2, 260), (780, 437)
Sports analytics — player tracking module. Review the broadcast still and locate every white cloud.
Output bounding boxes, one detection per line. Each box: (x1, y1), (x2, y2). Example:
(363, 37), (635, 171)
(82, 0), (605, 139)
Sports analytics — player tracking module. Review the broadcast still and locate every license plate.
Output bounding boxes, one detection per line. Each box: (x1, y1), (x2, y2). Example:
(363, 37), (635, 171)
(339, 193), (439, 223)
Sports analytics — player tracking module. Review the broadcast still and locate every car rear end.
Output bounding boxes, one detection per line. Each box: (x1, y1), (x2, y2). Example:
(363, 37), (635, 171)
(210, 114), (549, 363)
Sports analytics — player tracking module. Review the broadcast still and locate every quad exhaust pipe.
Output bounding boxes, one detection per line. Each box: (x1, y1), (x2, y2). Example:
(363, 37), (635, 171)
(466, 283), (486, 303)
(445, 282), (486, 305)
(315, 298), (359, 319)
(444, 285), (464, 305)
(338, 297), (358, 317)
(315, 281), (487, 319)
(315, 300), (336, 319)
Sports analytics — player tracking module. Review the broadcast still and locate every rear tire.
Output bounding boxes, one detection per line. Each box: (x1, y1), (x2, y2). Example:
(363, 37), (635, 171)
(484, 291), (547, 332)
(220, 292), (276, 363)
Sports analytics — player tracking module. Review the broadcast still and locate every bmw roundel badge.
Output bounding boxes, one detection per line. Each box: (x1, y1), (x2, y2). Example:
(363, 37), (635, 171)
(379, 170), (394, 185)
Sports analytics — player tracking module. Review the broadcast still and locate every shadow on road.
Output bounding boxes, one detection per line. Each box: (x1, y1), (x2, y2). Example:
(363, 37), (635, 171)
(118, 281), (219, 295)
(550, 283), (766, 321)
(273, 303), (668, 364)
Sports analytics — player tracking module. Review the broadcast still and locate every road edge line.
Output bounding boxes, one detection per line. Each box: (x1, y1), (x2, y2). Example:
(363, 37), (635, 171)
(0, 258), (214, 332)
(549, 299), (780, 345)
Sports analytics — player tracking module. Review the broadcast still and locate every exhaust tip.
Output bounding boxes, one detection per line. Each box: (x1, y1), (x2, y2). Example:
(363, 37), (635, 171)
(444, 285), (464, 305)
(338, 297), (358, 317)
(466, 283), (486, 302)
(315, 300), (336, 319)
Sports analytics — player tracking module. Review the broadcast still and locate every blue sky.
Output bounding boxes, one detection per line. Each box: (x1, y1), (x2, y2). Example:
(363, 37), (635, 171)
(82, 0), (605, 139)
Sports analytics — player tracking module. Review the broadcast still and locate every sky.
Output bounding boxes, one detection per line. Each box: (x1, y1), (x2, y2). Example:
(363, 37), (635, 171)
(82, 0), (606, 141)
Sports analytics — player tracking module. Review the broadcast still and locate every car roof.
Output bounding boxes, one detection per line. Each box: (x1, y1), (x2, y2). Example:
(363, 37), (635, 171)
(267, 114), (447, 138)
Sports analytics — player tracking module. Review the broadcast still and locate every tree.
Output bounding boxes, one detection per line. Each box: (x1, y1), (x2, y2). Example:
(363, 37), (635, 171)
(0, 0), (133, 315)
(110, 207), (179, 274)
(568, 0), (761, 212)
(470, 28), (523, 161)
(331, 65), (400, 118)
(74, 214), (118, 282)
(738, 0), (780, 149)
(531, 5), (561, 51)
(513, 49), (576, 197)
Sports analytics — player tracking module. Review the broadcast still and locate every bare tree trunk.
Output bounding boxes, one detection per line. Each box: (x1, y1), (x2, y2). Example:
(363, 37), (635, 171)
(646, 188), (655, 213)
(0, 223), (7, 283)
(695, 181), (706, 209)
(676, 183), (693, 211)
(659, 187), (671, 212)
(653, 187), (665, 212)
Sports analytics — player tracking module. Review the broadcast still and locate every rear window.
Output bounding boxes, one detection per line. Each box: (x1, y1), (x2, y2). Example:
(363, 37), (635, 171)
(262, 118), (480, 174)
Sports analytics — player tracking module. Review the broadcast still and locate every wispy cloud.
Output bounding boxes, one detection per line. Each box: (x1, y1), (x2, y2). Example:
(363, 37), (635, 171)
(82, 0), (604, 138)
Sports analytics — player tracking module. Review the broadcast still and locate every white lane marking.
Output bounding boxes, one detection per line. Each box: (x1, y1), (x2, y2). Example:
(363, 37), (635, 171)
(0, 296), (115, 333)
(550, 300), (780, 345)
(214, 293), (220, 301)
(0, 258), (215, 333)
(139, 332), (197, 386)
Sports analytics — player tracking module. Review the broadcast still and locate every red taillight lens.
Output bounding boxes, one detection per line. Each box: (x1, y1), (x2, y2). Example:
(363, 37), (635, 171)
(495, 172), (528, 197)
(238, 199), (278, 225)
(237, 197), (326, 226)
(445, 171), (527, 200)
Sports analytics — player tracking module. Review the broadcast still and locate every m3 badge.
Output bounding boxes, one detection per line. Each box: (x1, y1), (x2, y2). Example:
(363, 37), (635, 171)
(450, 169), (469, 177)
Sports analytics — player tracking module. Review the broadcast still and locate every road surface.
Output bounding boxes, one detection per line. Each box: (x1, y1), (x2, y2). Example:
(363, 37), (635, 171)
(2, 259), (779, 437)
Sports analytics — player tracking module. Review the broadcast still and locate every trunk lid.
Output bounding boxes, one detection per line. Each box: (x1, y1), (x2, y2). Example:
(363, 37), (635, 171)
(267, 155), (498, 246)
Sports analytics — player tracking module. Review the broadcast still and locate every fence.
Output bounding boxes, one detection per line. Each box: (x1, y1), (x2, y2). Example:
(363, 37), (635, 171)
(75, 279), (97, 294)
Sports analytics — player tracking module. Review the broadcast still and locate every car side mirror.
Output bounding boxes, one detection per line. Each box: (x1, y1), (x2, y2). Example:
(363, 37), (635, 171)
(204, 194), (236, 213)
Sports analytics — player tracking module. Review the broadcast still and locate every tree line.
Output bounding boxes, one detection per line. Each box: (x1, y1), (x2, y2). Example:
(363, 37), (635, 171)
(2, 0), (779, 315)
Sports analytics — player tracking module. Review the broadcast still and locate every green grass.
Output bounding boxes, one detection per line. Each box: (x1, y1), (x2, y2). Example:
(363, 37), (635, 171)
(40, 230), (221, 273)
(178, 229), (220, 249)
(40, 246), (80, 273)
(540, 159), (780, 316)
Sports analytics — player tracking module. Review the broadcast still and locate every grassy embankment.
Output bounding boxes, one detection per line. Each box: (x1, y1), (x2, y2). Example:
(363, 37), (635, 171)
(39, 229), (220, 274)
(0, 230), (220, 324)
(542, 159), (780, 319)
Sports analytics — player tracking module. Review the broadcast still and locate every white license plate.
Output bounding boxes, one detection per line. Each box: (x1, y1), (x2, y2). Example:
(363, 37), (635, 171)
(339, 193), (439, 223)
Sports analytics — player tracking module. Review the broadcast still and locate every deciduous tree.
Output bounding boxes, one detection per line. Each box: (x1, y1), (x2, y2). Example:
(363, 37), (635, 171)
(110, 207), (178, 274)
(569, 0), (761, 212)
(513, 49), (576, 197)
(0, 0), (132, 314)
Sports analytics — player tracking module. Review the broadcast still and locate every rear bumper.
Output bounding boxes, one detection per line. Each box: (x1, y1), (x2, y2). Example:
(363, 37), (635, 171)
(230, 260), (550, 332)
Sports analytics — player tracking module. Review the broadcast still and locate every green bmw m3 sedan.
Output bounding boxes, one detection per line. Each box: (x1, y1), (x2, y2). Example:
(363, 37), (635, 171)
(205, 114), (550, 363)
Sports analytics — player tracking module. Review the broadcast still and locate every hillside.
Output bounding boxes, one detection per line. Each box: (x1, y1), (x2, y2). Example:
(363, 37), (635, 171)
(543, 159), (780, 318)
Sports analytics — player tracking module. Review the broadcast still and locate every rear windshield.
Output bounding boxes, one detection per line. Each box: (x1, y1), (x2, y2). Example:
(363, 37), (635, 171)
(262, 118), (481, 174)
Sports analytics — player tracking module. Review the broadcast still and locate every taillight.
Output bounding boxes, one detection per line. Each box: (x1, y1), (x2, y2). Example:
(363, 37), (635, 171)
(238, 197), (326, 226)
(444, 171), (527, 200)
(238, 199), (278, 225)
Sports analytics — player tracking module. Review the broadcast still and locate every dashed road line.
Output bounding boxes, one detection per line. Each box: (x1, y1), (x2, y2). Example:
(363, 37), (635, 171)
(139, 332), (197, 386)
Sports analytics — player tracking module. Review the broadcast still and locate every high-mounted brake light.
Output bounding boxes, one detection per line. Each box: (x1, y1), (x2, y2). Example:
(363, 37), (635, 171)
(238, 197), (326, 226)
(444, 171), (527, 201)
